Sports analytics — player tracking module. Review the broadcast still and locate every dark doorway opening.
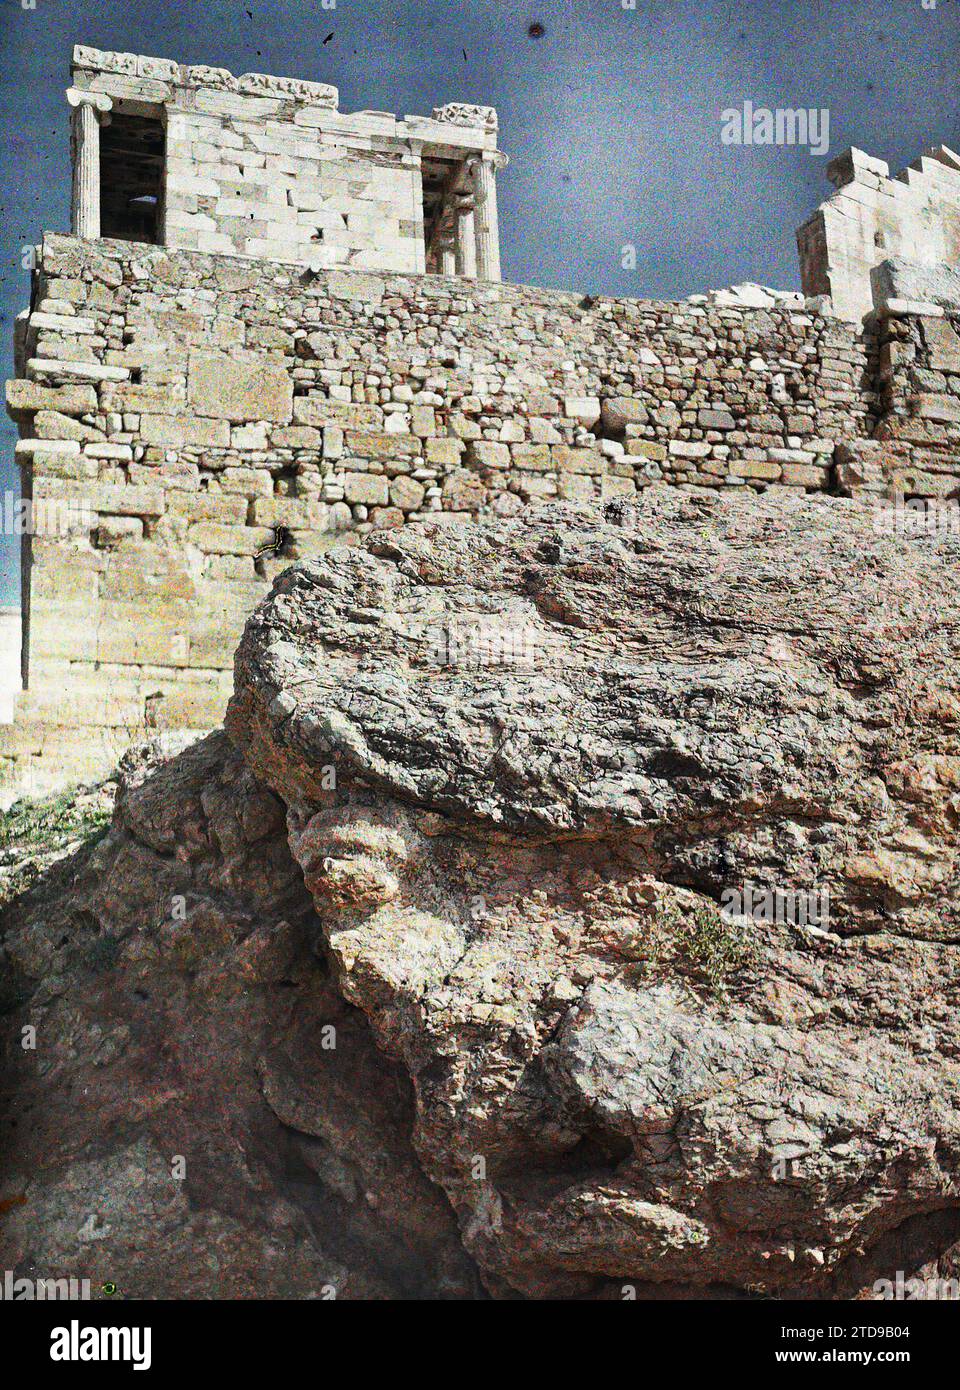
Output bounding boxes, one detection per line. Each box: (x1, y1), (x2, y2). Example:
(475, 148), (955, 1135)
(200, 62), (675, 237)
(421, 155), (462, 273)
(100, 112), (164, 244)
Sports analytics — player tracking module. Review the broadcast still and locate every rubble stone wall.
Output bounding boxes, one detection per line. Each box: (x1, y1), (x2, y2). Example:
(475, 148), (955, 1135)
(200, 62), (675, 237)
(2, 229), (944, 796)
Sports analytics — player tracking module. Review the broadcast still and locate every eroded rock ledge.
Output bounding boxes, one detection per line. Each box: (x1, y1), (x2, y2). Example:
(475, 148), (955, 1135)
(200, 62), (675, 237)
(225, 493), (960, 1297)
(4, 492), (960, 1299)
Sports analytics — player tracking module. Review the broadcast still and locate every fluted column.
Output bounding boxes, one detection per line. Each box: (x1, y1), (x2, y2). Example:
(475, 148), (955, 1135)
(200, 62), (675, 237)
(66, 88), (112, 239)
(438, 234), (457, 277)
(468, 152), (508, 282)
(454, 197), (477, 279)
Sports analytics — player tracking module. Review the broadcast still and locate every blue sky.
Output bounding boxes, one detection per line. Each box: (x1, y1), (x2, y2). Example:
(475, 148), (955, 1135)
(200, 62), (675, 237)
(0, 0), (958, 602)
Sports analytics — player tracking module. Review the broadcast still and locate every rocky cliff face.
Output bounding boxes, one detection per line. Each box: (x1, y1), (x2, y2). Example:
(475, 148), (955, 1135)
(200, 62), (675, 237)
(4, 493), (960, 1298)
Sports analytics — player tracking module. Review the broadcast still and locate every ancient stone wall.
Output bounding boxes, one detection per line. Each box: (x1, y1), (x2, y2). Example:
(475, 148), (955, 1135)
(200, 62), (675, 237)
(2, 229), (945, 797)
(836, 304), (960, 497)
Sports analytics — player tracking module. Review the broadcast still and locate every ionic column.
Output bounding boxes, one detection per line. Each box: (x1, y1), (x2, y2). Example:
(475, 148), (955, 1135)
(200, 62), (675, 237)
(454, 197), (477, 279)
(66, 88), (112, 239)
(468, 152), (508, 282)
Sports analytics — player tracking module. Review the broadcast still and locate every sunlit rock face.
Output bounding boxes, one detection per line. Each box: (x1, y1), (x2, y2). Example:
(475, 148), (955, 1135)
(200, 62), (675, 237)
(225, 494), (960, 1297)
(5, 494), (960, 1300)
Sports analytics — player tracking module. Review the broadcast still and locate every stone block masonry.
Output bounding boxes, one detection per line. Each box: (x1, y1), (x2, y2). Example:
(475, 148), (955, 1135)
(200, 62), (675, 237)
(798, 145), (960, 322)
(835, 303), (960, 500)
(67, 46), (506, 281)
(8, 223), (960, 798)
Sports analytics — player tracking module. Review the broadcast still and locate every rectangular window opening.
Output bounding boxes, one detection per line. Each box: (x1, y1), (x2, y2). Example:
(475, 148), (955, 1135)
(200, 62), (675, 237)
(100, 112), (165, 244)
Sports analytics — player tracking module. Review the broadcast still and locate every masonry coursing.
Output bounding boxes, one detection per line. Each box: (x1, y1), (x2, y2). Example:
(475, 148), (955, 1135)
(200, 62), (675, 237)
(835, 308), (960, 496)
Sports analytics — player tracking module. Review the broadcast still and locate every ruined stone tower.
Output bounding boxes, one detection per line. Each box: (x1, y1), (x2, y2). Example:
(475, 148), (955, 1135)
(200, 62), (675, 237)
(797, 144), (960, 322)
(4, 46), (960, 801)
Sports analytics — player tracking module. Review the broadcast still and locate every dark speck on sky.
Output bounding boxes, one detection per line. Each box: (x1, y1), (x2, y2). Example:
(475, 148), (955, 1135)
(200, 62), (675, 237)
(527, 22), (545, 39)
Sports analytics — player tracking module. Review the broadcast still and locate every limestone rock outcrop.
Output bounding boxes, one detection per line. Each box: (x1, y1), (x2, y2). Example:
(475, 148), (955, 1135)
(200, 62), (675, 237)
(226, 492), (960, 1297)
(4, 493), (960, 1299)
(0, 734), (481, 1299)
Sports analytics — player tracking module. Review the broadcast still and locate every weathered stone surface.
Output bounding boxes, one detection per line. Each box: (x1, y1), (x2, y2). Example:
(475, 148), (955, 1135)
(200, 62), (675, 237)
(5, 379), (97, 416)
(600, 396), (647, 432)
(188, 352), (293, 424)
(922, 316), (960, 373)
(343, 473), (389, 507)
(914, 392), (960, 424)
(6, 496), (960, 1300)
(873, 258), (960, 315)
(0, 735), (481, 1300)
(223, 494), (960, 1298)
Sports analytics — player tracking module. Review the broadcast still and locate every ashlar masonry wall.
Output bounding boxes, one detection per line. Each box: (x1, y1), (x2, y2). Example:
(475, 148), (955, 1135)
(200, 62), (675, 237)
(798, 145), (960, 322)
(3, 232), (881, 794)
(69, 45), (504, 277)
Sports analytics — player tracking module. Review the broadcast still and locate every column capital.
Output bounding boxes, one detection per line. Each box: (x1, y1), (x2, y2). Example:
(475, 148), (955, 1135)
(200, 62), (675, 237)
(467, 151), (509, 178)
(66, 87), (113, 115)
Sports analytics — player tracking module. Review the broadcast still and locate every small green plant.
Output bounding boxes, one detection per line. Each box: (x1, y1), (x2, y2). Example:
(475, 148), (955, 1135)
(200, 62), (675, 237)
(0, 785), (114, 912)
(626, 894), (759, 996)
(0, 786), (112, 853)
(673, 899), (758, 988)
